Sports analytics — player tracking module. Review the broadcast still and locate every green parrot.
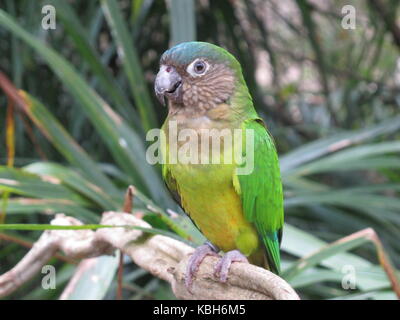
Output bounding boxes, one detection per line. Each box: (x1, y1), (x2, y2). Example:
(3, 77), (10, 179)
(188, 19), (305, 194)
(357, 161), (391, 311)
(154, 42), (284, 289)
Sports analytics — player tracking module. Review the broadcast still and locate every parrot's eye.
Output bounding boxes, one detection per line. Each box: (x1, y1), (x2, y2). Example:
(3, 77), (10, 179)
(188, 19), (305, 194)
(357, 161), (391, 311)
(194, 61), (206, 73)
(187, 59), (209, 77)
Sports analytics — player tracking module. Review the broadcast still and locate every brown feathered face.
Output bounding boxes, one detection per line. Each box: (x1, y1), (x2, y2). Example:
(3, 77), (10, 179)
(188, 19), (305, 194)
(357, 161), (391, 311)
(155, 49), (236, 113)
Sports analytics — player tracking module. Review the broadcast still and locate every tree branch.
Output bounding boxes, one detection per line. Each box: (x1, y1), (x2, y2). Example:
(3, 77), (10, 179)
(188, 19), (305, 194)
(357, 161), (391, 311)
(0, 212), (299, 300)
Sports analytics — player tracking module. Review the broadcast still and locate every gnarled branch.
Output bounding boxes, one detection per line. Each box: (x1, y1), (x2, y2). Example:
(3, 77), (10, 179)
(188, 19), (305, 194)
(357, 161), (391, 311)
(0, 211), (299, 300)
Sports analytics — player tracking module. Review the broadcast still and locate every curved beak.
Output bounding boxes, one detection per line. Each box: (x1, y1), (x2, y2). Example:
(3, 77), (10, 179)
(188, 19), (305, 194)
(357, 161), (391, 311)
(154, 65), (182, 106)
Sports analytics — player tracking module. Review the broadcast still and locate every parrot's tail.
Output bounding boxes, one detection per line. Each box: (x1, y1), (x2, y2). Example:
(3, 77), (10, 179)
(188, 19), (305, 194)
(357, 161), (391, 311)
(262, 251), (280, 275)
(262, 237), (281, 275)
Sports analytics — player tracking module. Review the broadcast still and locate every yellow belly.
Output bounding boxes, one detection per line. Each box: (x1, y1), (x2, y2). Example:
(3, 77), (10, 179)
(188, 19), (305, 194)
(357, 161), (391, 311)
(170, 163), (259, 254)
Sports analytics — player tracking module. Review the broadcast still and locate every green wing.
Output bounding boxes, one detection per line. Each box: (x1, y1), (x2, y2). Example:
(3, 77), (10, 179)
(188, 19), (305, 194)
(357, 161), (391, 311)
(235, 118), (284, 274)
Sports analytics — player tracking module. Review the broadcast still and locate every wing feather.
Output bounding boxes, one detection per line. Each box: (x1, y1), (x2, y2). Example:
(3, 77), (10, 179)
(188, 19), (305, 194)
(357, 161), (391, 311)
(236, 118), (284, 274)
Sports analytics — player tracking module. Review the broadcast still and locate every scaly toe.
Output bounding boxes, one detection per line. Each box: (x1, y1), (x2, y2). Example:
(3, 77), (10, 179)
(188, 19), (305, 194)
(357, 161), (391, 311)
(214, 250), (249, 283)
(185, 243), (219, 292)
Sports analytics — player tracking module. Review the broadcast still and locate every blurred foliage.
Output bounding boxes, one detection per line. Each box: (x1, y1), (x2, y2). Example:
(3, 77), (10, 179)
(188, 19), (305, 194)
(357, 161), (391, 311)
(0, 0), (399, 300)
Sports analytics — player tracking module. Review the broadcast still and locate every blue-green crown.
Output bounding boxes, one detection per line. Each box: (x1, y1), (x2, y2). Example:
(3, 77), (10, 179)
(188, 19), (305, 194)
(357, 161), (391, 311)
(160, 41), (240, 70)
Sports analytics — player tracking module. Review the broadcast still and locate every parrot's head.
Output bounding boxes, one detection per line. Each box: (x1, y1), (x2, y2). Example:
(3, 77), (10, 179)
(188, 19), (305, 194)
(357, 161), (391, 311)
(154, 41), (247, 112)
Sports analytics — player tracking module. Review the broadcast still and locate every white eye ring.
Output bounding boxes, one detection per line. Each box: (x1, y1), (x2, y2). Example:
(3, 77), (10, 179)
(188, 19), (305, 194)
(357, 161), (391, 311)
(186, 58), (209, 77)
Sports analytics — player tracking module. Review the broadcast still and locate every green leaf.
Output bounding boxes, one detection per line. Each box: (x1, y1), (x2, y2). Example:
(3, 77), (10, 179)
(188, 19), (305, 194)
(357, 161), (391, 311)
(101, 0), (157, 132)
(24, 162), (119, 210)
(16, 93), (120, 199)
(290, 142), (400, 176)
(0, 223), (118, 231)
(282, 224), (394, 291)
(0, 10), (171, 206)
(288, 268), (344, 288)
(283, 231), (369, 280)
(6, 198), (98, 222)
(61, 255), (119, 300)
(169, 0), (196, 45)
(332, 290), (397, 300)
(0, 167), (87, 204)
(47, 0), (140, 127)
(281, 115), (400, 173)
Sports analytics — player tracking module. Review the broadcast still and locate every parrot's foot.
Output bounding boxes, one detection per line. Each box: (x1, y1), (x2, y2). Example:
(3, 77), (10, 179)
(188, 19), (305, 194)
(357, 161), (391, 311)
(214, 250), (249, 283)
(185, 241), (219, 292)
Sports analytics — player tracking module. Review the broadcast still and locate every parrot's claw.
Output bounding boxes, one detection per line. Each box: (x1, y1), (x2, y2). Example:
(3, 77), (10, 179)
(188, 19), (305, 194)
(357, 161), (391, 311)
(185, 242), (219, 293)
(214, 250), (248, 283)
